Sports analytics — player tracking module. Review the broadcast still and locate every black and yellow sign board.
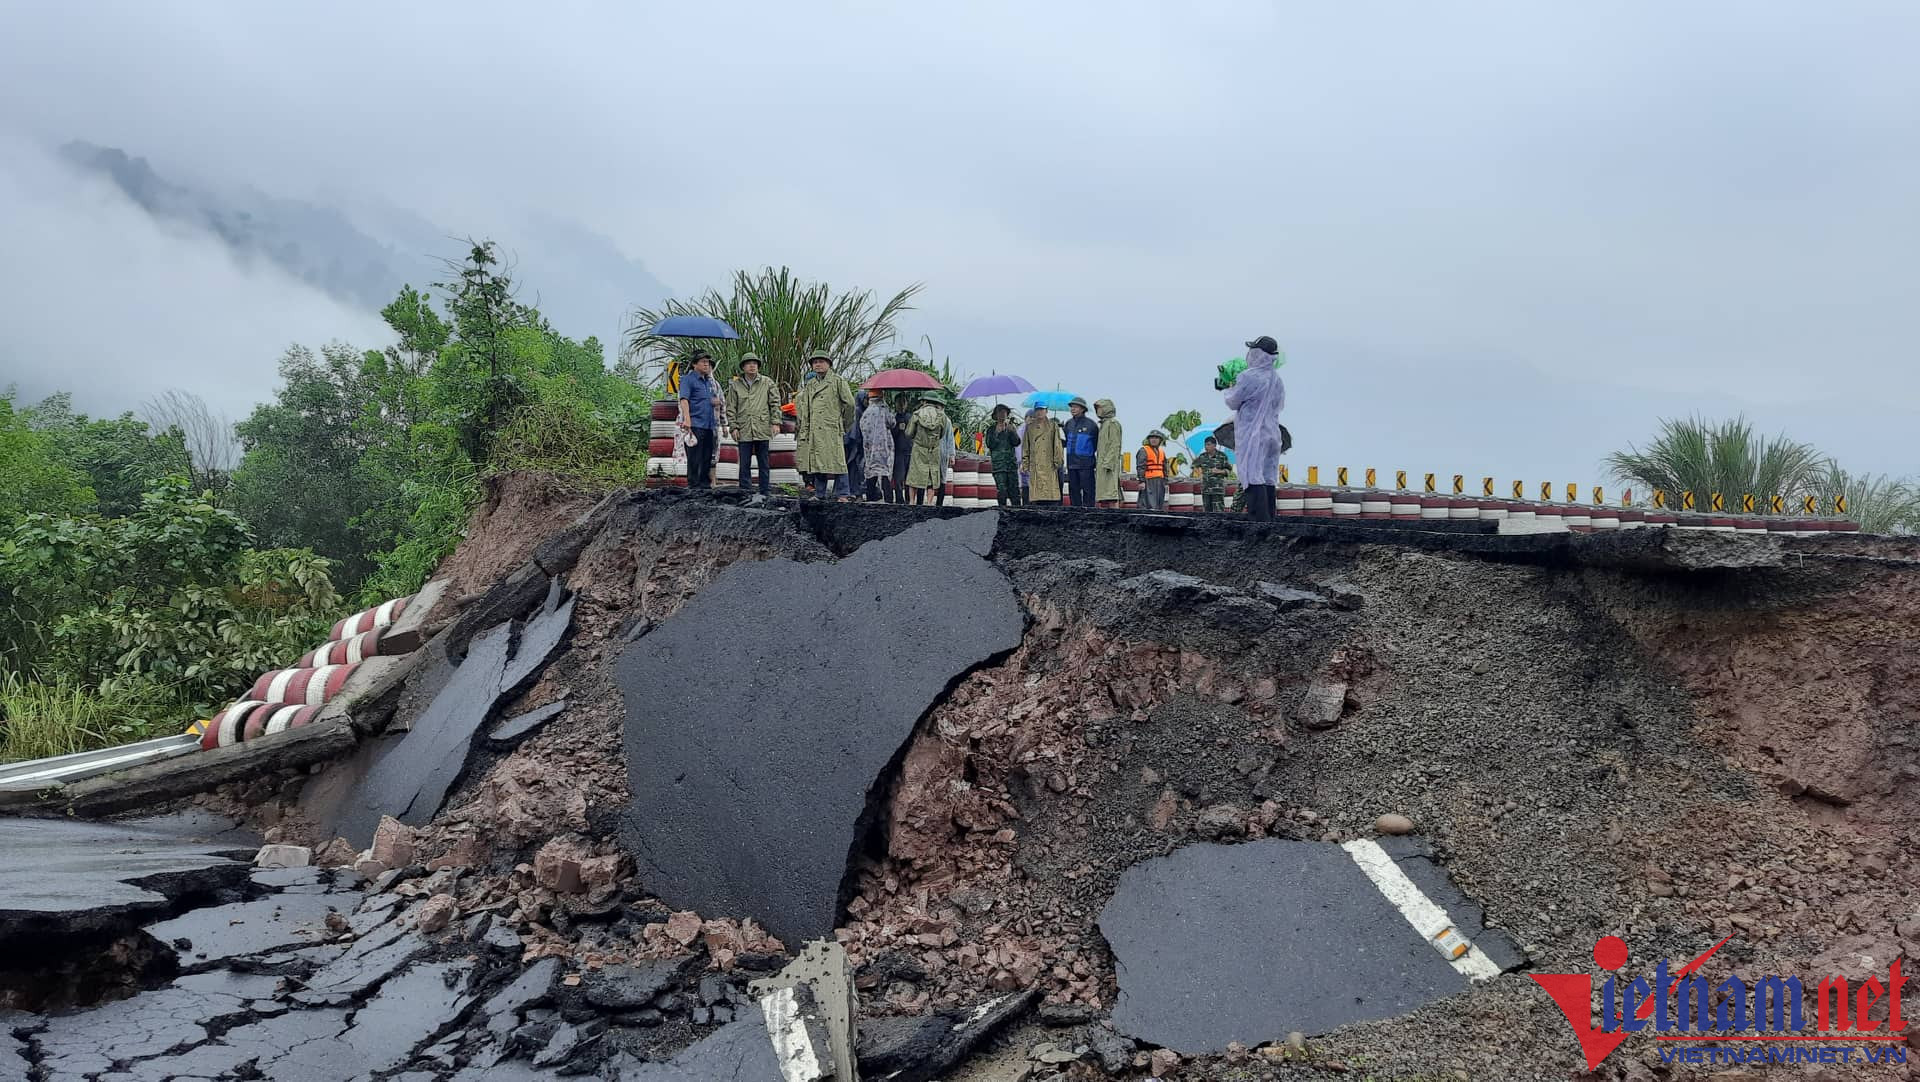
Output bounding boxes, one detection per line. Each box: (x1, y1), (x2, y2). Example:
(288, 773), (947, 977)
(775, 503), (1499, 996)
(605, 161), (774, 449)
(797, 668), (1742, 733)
(1592, 486), (1604, 506)
(1308, 466), (1320, 484)
(1482, 477), (1494, 497)
(1769, 495), (1784, 514)
(1740, 493), (1755, 513)
(1653, 490), (1667, 509)
(1802, 495), (1817, 515)
(1511, 480), (1523, 499)
(1680, 491), (1696, 510)
(1709, 493), (1725, 512)
(1451, 474), (1464, 494)
(1835, 494), (1849, 514)
(1540, 482), (1553, 501)
(1366, 468), (1377, 487)
(1279, 465), (1289, 482)
(1565, 483), (1579, 503)
(1396, 470), (1407, 489)
(1425, 473), (1437, 493)
(1336, 467), (1349, 486)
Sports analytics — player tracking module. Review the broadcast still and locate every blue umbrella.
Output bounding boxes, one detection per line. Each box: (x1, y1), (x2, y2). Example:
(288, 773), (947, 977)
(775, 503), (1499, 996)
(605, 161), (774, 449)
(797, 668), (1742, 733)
(960, 373), (1037, 399)
(1185, 425), (1236, 463)
(1022, 389), (1080, 412)
(648, 315), (740, 340)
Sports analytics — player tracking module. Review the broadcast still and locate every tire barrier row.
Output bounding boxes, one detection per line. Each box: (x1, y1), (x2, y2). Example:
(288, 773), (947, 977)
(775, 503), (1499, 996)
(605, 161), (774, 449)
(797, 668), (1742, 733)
(193, 592), (416, 750)
(1256, 490), (1860, 534)
(248, 663), (361, 705)
(329, 594), (412, 641)
(200, 700), (323, 749)
(296, 627), (388, 668)
(1275, 466), (1860, 521)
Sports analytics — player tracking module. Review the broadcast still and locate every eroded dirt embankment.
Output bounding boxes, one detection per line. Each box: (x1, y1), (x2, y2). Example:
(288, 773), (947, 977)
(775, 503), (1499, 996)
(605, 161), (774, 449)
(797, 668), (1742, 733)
(108, 474), (1920, 1079)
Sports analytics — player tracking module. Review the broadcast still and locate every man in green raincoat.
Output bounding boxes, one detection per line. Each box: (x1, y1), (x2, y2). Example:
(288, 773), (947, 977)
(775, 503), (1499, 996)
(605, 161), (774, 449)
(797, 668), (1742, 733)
(725, 353), (781, 499)
(1093, 398), (1123, 507)
(794, 349), (856, 500)
(984, 403), (1022, 506)
(904, 393), (947, 505)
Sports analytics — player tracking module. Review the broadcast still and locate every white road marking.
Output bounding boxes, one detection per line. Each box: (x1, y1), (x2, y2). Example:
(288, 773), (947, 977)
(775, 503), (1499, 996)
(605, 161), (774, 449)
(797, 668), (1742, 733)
(1341, 838), (1502, 981)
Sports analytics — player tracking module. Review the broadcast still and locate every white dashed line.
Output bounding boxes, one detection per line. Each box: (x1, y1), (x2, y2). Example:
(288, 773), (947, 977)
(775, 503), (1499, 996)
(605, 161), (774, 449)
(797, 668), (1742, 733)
(1342, 838), (1502, 981)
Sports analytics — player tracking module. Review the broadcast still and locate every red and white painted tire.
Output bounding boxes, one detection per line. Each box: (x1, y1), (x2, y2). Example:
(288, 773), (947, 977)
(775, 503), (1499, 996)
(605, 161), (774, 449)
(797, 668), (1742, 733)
(1446, 498), (1479, 520)
(1277, 488), (1306, 515)
(1590, 510), (1621, 530)
(650, 399), (680, 421)
(1331, 491), (1362, 517)
(1617, 509), (1646, 529)
(204, 700), (269, 749)
(1360, 491), (1393, 517)
(297, 629), (383, 669)
(645, 457), (689, 478)
(329, 596), (409, 641)
(249, 663), (358, 706)
(650, 420), (680, 439)
(1736, 518), (1767, 534)
(1303, 488), (1334, 515)
(1419, 496), (1449, 521)
(1390, 494), (1421, 519)
(1477, 501), (1509, 522)
(1533, 506), (1565, 530)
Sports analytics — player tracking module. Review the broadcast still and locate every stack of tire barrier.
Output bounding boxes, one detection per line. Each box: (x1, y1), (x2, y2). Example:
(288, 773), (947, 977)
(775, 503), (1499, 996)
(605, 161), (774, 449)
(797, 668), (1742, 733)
(196, 593), (416, 750)
(1170, 479), (1201, 512)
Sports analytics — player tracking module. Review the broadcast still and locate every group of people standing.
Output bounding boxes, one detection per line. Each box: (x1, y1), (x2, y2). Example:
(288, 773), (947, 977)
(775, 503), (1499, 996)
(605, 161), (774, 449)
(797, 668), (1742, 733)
(674, 333), (1287, 519)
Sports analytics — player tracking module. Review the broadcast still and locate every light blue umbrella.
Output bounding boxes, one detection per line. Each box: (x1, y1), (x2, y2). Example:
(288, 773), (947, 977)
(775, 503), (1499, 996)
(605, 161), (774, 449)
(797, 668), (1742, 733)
(1023, 390), (1079, 412)
(648, 315), (740, 340)
(1185, 424), (1235, 463)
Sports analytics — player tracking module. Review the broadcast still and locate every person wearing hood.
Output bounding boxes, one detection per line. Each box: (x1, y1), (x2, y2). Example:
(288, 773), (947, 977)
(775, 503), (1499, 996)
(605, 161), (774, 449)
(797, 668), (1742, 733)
(935, 407), (956, 506)
(1223, 335), (1287, 521)
(1135, 429), (1170, 511)
(795, 349), (857, 500)
(889, 395), (914, 503)
(859, 388), (896, 502)
(724, 353), (780, 499)
(1023, 405), (1064, 505)
(904, 393), (947, 505)
(984, 403), (1022, 506)
(841, 393), (869, 502)
(1093, 398), (1123, 507)
(1061, 396), (1099, 509)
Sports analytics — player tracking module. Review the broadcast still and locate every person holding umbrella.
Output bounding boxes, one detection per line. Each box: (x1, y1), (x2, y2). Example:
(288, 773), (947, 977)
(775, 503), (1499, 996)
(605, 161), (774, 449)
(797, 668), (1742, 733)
(1192, 435), (1233, 512)
(725, 353), (780, 500)
(1024, 404), (1065, 506)
(794, 349), (857, 500)
(984, 404), (1022, 506)
(1061, 397), (1099, 509)
(676, 350), (723, 490)
(1224, 334), (1287, 521)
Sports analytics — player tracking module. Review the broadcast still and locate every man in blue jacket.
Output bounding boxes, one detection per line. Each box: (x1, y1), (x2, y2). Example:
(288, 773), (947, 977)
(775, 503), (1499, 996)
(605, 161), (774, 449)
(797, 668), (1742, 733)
(1062, 396), (1099, 509)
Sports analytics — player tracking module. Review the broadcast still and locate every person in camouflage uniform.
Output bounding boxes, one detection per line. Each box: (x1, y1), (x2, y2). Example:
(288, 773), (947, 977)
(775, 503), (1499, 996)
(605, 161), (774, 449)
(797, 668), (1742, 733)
(1192, 435), (1233, 512)
(984, 403), (1022, 506)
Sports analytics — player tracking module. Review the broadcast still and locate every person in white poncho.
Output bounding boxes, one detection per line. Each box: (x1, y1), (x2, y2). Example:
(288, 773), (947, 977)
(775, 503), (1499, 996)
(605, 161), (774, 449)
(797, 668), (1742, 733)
(1223, 334), (1287, 521)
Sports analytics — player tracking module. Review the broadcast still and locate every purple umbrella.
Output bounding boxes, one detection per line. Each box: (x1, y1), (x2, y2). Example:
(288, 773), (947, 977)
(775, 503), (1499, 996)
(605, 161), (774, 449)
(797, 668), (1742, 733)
(960, 373), (1037, 399)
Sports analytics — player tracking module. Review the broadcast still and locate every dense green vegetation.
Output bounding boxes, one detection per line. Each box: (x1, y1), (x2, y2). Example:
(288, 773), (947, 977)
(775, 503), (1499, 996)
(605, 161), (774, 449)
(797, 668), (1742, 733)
(0, 242), (653, 761)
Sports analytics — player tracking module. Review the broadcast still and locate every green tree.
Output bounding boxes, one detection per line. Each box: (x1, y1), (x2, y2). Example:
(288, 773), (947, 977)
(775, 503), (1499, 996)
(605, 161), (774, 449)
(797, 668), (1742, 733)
(21, 393), (190, 517)
(230, 343), (398, 585)
(0, 477), (336, 710)
(1158, 408), (1202, 469)
(623, 267), (921, 394)
(1606, 415), (1826, 504)
(0, 395), (95, 522)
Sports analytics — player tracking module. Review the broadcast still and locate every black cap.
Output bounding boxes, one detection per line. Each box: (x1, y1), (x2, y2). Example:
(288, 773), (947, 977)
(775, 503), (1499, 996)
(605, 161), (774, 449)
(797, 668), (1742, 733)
(690, 349), (713, 363)
(1245, 335), (1278, 354)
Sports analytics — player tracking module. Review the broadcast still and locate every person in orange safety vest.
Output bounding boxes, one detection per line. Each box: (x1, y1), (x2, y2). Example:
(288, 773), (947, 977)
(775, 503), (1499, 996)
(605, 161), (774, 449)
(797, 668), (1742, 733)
(1135, 429), (1170, 511)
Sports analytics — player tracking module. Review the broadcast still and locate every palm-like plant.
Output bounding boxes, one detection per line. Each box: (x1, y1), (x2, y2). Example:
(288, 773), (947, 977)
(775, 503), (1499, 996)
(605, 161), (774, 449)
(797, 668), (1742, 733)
(1606, 415), (1827, 505)
(1157, 408), (1202, 471)
(621, 268), (922, 397)
(1817, 465), (1920, 534)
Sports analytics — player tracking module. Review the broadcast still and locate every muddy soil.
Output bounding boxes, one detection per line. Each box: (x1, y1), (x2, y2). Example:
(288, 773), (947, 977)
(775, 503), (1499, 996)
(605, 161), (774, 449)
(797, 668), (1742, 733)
(60, 477), (1919, 1081)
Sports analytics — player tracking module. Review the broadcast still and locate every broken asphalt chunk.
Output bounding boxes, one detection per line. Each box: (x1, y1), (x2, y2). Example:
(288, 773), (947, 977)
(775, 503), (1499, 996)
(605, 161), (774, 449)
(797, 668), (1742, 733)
(616, 512), (1021, 944)
(1098, 839), (1516, 1053)
(490, 700), (568, 748)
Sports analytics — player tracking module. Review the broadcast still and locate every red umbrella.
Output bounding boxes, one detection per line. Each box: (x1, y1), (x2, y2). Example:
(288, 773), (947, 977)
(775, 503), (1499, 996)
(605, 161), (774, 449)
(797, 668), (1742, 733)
(862, 369), (944, 391)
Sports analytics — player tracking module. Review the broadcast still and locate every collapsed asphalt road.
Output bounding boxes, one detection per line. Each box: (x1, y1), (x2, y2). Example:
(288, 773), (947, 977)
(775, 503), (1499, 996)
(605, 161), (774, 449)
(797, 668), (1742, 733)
(614, 511), (1022, 945)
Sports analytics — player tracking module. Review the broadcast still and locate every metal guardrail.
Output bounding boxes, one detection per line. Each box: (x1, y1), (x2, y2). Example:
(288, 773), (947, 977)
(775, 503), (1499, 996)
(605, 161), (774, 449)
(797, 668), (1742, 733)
(0, 733), (202, 791)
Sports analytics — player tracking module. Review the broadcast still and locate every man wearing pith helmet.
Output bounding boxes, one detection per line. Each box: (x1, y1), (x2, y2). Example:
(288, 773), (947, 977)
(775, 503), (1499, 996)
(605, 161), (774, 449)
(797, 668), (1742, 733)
(725, 353), (780, 501)
(793, 349), (857, 501)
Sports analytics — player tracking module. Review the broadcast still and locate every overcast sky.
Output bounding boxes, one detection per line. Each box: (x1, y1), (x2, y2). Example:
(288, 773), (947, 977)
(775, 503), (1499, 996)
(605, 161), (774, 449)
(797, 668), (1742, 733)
(2, 2), (1916, 487)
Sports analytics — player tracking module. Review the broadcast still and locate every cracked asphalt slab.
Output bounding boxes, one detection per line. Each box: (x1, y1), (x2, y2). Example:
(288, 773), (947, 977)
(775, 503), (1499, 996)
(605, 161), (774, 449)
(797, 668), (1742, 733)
(1098, 838), (1522, 1053)
(614, 511), (1021, 945)
(0, 817), (253, 946)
